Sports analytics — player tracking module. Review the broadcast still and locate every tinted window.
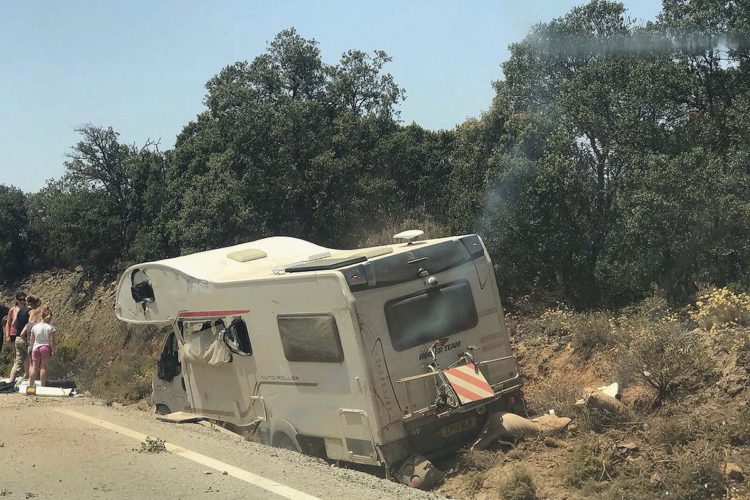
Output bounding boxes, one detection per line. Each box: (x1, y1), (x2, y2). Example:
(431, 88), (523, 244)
(278, 314), (344, 363)
(384, 280), (478, 351)
(223, 318), (252, 355)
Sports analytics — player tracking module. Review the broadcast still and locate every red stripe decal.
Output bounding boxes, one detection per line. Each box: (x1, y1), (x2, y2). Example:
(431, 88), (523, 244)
(447, 366), (493, 393)
(178, 309), (249, 318)
(451, 383), (487, 402)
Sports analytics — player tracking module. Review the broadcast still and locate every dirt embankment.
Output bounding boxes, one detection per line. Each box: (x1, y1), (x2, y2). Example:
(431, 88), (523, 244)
(437, 314), (750, 500)
(0, 269), (164, 401)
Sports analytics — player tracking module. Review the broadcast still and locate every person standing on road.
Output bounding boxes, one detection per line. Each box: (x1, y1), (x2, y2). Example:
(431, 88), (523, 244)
(5, 292), (26, 360)
(28, 305), (55, 388)
(7, 294), (38, 383)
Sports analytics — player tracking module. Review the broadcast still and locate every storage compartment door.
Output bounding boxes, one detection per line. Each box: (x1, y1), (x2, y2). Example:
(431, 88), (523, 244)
(338, 409), (377, 463)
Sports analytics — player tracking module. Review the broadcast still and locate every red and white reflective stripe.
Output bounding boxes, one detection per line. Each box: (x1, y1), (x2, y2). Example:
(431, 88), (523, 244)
(444, 363), (495, 404)
(177, 309), (249, 318)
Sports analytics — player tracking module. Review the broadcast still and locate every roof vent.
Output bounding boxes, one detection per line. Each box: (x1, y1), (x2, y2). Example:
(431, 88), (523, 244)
(227, 248), (268, 262)
(393, 229), (424, 245)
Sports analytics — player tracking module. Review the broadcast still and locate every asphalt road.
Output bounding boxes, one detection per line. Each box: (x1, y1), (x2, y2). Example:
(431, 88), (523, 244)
(0, 395), (437, 499)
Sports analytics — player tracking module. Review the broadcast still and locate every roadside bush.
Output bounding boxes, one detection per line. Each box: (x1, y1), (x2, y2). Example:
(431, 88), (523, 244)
(616, 321), (714, 405)
(691, 286), (750, 330)
(512, 308), (573, 339)
(498, 466), (537, 500)
(455, 449), (500, 473)
(79, 355), (153, 402)
(535, 308), (572, 337)
(0, 342), (13, 375)
(645, 414), (705, 449)
(48, 338), (81, 379)
(463, 470), (486, 495)
(604, 476), (658, 500)
(624, 285), (671, 321)
(715, 407), (750, 446)
(569, 311), (613, 359)
(564, 444), (615, 488)
(662, 443), (726, 500)
(526, 372), (582, 417)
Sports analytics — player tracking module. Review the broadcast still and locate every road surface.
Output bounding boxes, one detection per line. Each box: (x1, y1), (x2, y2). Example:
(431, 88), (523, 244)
(0, 394), (437, 499)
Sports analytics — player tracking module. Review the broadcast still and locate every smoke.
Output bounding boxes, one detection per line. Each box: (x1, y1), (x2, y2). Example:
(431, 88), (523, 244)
(528, 32), (750, 58)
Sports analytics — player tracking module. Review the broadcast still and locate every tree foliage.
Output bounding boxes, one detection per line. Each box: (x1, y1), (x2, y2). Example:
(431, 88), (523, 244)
(2, 8), (749, 308)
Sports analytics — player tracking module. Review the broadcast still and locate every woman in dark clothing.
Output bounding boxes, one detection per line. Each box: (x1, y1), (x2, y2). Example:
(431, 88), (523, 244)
(8, 295), (38, 383)
(0, 303), (8, 352)
(5, 292), (26, 365)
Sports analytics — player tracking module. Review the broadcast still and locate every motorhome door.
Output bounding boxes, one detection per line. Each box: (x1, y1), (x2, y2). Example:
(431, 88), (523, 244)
(152, 330), (189, 415)
(177, 314), (260, 426)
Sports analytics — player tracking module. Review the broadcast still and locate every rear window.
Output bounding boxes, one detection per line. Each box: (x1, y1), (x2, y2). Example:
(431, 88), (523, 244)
(384, 280), (478, 351)
(277, 314), (344, 363)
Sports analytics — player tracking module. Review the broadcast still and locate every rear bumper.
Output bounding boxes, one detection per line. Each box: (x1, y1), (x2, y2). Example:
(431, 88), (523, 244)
(401, 379), (523, 457)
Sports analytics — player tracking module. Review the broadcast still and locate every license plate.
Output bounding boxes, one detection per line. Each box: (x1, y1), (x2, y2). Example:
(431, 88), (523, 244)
(439, 416), (477, 438)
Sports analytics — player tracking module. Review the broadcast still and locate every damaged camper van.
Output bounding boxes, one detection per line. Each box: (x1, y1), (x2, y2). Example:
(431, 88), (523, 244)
(115, 231), (522, 488)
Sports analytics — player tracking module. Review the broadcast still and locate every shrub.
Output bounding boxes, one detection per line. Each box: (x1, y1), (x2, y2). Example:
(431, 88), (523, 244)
(616, 321), (714, 405)
(662, 443), (726, 500)
(48, 339), (81, 379)
(79, 355), (154, 402)
(645, 415), (704, 448)
(564, 445), (614, 488)
(716, 407), (750, 446)
(0, 341), (13, 375)
(569, 311), (614, 358)
(627, 284), (671, 322)
(455, 449), (500, 473)
(691, 286), (750, 330)
(463, 471), (486, 494)
(537, 308), (572, 337)
(498, 466), (537, 500)
(526, 373), (581, 417)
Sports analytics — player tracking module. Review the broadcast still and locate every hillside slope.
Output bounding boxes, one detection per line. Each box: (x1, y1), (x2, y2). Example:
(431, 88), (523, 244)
(0, 270), (165, 401)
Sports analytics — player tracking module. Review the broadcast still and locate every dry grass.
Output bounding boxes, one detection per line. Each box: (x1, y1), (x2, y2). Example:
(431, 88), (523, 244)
(498, 466), (537, 500)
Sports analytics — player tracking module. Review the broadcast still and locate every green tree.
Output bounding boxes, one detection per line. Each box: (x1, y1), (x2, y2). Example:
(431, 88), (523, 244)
(0, 185), (29, 281)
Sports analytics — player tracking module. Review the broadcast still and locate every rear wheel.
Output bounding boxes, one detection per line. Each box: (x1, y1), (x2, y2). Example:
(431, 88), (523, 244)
(273, 432), (298, 452)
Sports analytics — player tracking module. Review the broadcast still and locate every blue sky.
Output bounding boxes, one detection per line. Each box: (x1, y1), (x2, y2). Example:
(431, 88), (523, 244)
(1, 0), (662, 193)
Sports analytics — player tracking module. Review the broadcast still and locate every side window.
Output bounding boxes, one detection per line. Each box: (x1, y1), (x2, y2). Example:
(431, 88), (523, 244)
(277, 314), (344, 363)
(223, 318), (252, 355)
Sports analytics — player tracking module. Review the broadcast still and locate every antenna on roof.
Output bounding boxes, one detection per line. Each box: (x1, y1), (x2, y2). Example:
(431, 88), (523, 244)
(393, 229), (424, 245)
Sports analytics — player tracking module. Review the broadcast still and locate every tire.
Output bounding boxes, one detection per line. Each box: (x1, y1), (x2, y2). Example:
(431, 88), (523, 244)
(273, 432), (298, 452)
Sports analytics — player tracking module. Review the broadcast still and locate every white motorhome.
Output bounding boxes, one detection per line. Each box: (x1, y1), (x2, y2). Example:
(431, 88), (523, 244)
(115, 232), (522, 485)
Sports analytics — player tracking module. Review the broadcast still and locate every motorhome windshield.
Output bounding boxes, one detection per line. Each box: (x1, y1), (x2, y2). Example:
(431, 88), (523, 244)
(384, 279), (478, 351)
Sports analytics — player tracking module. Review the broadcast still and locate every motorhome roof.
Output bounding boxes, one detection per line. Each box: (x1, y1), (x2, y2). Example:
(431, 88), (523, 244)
(135, 236), (453, 283)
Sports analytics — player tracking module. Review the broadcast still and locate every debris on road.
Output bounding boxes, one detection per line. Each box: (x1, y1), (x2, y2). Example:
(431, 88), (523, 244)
(137, 436), (167, 453)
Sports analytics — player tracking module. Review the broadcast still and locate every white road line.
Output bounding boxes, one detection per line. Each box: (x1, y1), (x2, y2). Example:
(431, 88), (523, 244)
(55, 408), (320, 500)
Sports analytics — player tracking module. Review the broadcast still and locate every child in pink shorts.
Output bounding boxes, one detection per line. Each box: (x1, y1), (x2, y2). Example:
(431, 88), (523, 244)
(29, 306), (55, 388)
